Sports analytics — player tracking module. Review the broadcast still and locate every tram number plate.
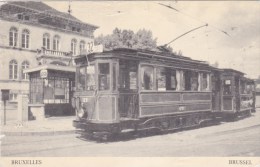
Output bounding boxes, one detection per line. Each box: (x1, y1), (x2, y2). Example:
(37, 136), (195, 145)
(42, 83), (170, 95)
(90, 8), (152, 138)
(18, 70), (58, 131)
(179, 106), (186, 111)
(40, 70), (48, 78)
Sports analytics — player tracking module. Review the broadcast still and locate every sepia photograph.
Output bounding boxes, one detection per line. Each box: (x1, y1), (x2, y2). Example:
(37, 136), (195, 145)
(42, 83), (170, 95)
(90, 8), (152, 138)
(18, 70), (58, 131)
(0, 0), (260, 166)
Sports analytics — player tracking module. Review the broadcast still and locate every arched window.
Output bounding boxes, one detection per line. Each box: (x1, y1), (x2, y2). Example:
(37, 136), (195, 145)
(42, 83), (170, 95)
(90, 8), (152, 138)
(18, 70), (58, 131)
(53, 35), (60, 51)
(22, 61), (30, 80)
(9, 27), (18, 47)
(9, 59), (18, 79)
(43, 33), (50, 50)
(21, 29), (30, 48)
(79, 40), (85, 54)
(71, 39), (77, 55)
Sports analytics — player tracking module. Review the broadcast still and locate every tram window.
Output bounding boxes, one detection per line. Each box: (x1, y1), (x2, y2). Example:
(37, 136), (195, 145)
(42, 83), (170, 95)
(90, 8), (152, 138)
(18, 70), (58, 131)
(166, 69), (177, 90)
(119, 61), (137, 90)
(86, 65), (95, 90)
(98, 63), (110, 90)
(113, 63), (116, 91)
(201, 73), (208, 91)
(156, 67), (166, 91)
(184, 71), (199, 91)
(246, 84), (252, 94)
(77, 66), (86, 90)
(141, 66), (154, 90)
(223, 80), (232, 95)
(240, 81), (246, 94)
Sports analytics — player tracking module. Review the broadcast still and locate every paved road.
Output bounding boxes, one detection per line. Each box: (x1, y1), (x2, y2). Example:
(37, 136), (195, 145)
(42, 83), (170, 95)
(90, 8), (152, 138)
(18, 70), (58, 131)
(1, 110), (260, 157)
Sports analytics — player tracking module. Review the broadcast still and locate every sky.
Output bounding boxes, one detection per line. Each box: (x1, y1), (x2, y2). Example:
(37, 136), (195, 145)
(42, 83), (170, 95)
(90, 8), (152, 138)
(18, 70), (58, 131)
(4, 1), (260, 78)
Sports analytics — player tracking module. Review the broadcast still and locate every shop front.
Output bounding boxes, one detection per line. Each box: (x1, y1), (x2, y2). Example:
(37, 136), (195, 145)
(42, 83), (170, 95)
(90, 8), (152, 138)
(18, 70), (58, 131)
(25, 64), (75, 120)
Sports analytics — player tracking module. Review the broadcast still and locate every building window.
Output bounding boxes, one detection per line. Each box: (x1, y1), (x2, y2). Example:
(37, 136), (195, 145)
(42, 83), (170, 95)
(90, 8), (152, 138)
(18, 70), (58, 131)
(9, 93), (17, 101)
(9, 27), (18, 47)
(53, 35), (60, 51)
(18, 14), (23, 20)
(141, 66), (154, 90)
(79, 40), (85, 54)
(43, 33), (50, 50)
(22, 61), (30, 80)
(9, 59), (18, 79)
(21, 29), (30, 48)
(71, 39), (77, 55)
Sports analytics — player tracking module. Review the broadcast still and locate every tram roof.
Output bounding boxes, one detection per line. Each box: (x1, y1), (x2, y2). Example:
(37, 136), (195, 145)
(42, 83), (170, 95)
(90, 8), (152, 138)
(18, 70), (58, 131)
(24, 64), (76, 74)
(76, 48), (212, 65)
(222, 68), (245, 75)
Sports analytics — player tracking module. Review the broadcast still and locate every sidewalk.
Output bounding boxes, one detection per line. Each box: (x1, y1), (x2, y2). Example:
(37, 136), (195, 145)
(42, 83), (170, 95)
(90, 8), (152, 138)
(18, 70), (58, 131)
(0, 116), (76, 136)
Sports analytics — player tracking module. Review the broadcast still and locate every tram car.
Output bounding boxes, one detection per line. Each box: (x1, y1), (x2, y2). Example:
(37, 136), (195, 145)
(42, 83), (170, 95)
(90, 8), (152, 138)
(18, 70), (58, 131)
(72, 48), (255, 137)
(212, 69), (255, 120)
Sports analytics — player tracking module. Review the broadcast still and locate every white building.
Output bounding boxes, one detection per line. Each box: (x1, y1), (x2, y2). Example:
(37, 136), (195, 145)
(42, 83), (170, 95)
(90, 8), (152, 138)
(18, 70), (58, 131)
(0, 1), (98, 103)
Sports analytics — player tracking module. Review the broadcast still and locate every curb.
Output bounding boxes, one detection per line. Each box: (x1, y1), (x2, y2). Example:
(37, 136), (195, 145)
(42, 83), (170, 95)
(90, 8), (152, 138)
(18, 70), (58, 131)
(1, 130), (76, 136)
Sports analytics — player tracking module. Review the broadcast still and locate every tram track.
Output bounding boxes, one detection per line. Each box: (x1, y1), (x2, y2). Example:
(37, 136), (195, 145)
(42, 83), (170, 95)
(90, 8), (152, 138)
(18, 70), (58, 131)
(1, 135), (99, 156)
(1, 134), (79, 146)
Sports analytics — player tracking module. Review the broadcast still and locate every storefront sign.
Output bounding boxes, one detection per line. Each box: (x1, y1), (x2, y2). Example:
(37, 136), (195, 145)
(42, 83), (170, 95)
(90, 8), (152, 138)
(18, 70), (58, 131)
(40, 70), (48, 78)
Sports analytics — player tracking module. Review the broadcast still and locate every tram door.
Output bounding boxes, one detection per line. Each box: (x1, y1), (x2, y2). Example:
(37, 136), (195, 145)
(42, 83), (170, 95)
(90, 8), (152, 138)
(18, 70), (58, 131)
(212, 73), (221, 112)
(118, 60), (139, 119)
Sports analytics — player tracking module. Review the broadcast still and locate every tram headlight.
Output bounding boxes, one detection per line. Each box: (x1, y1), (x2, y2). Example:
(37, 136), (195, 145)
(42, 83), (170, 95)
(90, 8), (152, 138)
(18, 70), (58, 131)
(75, 98), (88, 118)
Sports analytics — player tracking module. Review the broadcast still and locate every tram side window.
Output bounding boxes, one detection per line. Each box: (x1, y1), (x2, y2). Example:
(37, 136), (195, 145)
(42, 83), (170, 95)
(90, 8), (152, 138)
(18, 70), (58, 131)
(201, 73), (208, 91)
(141, 66), (154, 90)
(156, 67), (177, 91)
(119, 61), (137, 90)
(223, 80), (232, 95)
(98, 63), (110, 90)
(77, 66), (86, 90)
(246, 83), (253, 94)
(156, 67), (166, 91)
(184, 71), (199, 91)
(167, 69), (177, 90)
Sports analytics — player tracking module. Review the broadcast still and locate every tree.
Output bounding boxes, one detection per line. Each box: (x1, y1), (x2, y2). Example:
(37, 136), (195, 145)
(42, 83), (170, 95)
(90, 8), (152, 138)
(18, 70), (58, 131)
(95, 28), (157, 50)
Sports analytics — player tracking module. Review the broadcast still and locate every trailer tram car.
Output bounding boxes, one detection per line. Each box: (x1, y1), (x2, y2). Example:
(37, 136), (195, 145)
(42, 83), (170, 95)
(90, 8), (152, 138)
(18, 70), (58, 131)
(212, 69), (256, 120)
(72, 48), (255, 138)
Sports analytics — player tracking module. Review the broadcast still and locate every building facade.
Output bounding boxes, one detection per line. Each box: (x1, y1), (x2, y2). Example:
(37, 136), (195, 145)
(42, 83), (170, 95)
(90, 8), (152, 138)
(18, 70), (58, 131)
(0, 1), (98, 103)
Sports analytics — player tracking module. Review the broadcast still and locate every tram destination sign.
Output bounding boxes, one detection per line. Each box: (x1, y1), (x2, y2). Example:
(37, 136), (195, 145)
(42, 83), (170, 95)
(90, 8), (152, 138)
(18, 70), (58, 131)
(81, 42), (103, 55)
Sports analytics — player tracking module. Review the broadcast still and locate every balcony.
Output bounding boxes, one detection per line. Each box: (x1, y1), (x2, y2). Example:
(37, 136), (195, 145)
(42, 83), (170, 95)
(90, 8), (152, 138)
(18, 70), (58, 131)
(37, 47), (72, 57)
(36, 47), (73, 65)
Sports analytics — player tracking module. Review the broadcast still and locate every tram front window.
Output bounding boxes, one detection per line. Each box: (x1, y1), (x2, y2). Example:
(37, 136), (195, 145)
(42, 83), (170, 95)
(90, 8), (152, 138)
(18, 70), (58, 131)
(76, 65), (96, 91)
(86, 65), (96, 90)
(223, 80), (232, 95)
(77, 66), (86, 90)
(98, 63), (110, 90)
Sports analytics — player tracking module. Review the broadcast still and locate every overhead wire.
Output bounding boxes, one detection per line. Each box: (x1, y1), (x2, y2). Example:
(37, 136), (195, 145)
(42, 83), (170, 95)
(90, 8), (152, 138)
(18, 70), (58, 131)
(157, 2), (231, 37)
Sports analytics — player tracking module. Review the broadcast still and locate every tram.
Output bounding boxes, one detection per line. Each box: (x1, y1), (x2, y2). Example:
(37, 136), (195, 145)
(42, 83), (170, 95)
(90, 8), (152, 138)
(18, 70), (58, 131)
(72, 48), (255, 137)
(212, 69), (255, 120)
